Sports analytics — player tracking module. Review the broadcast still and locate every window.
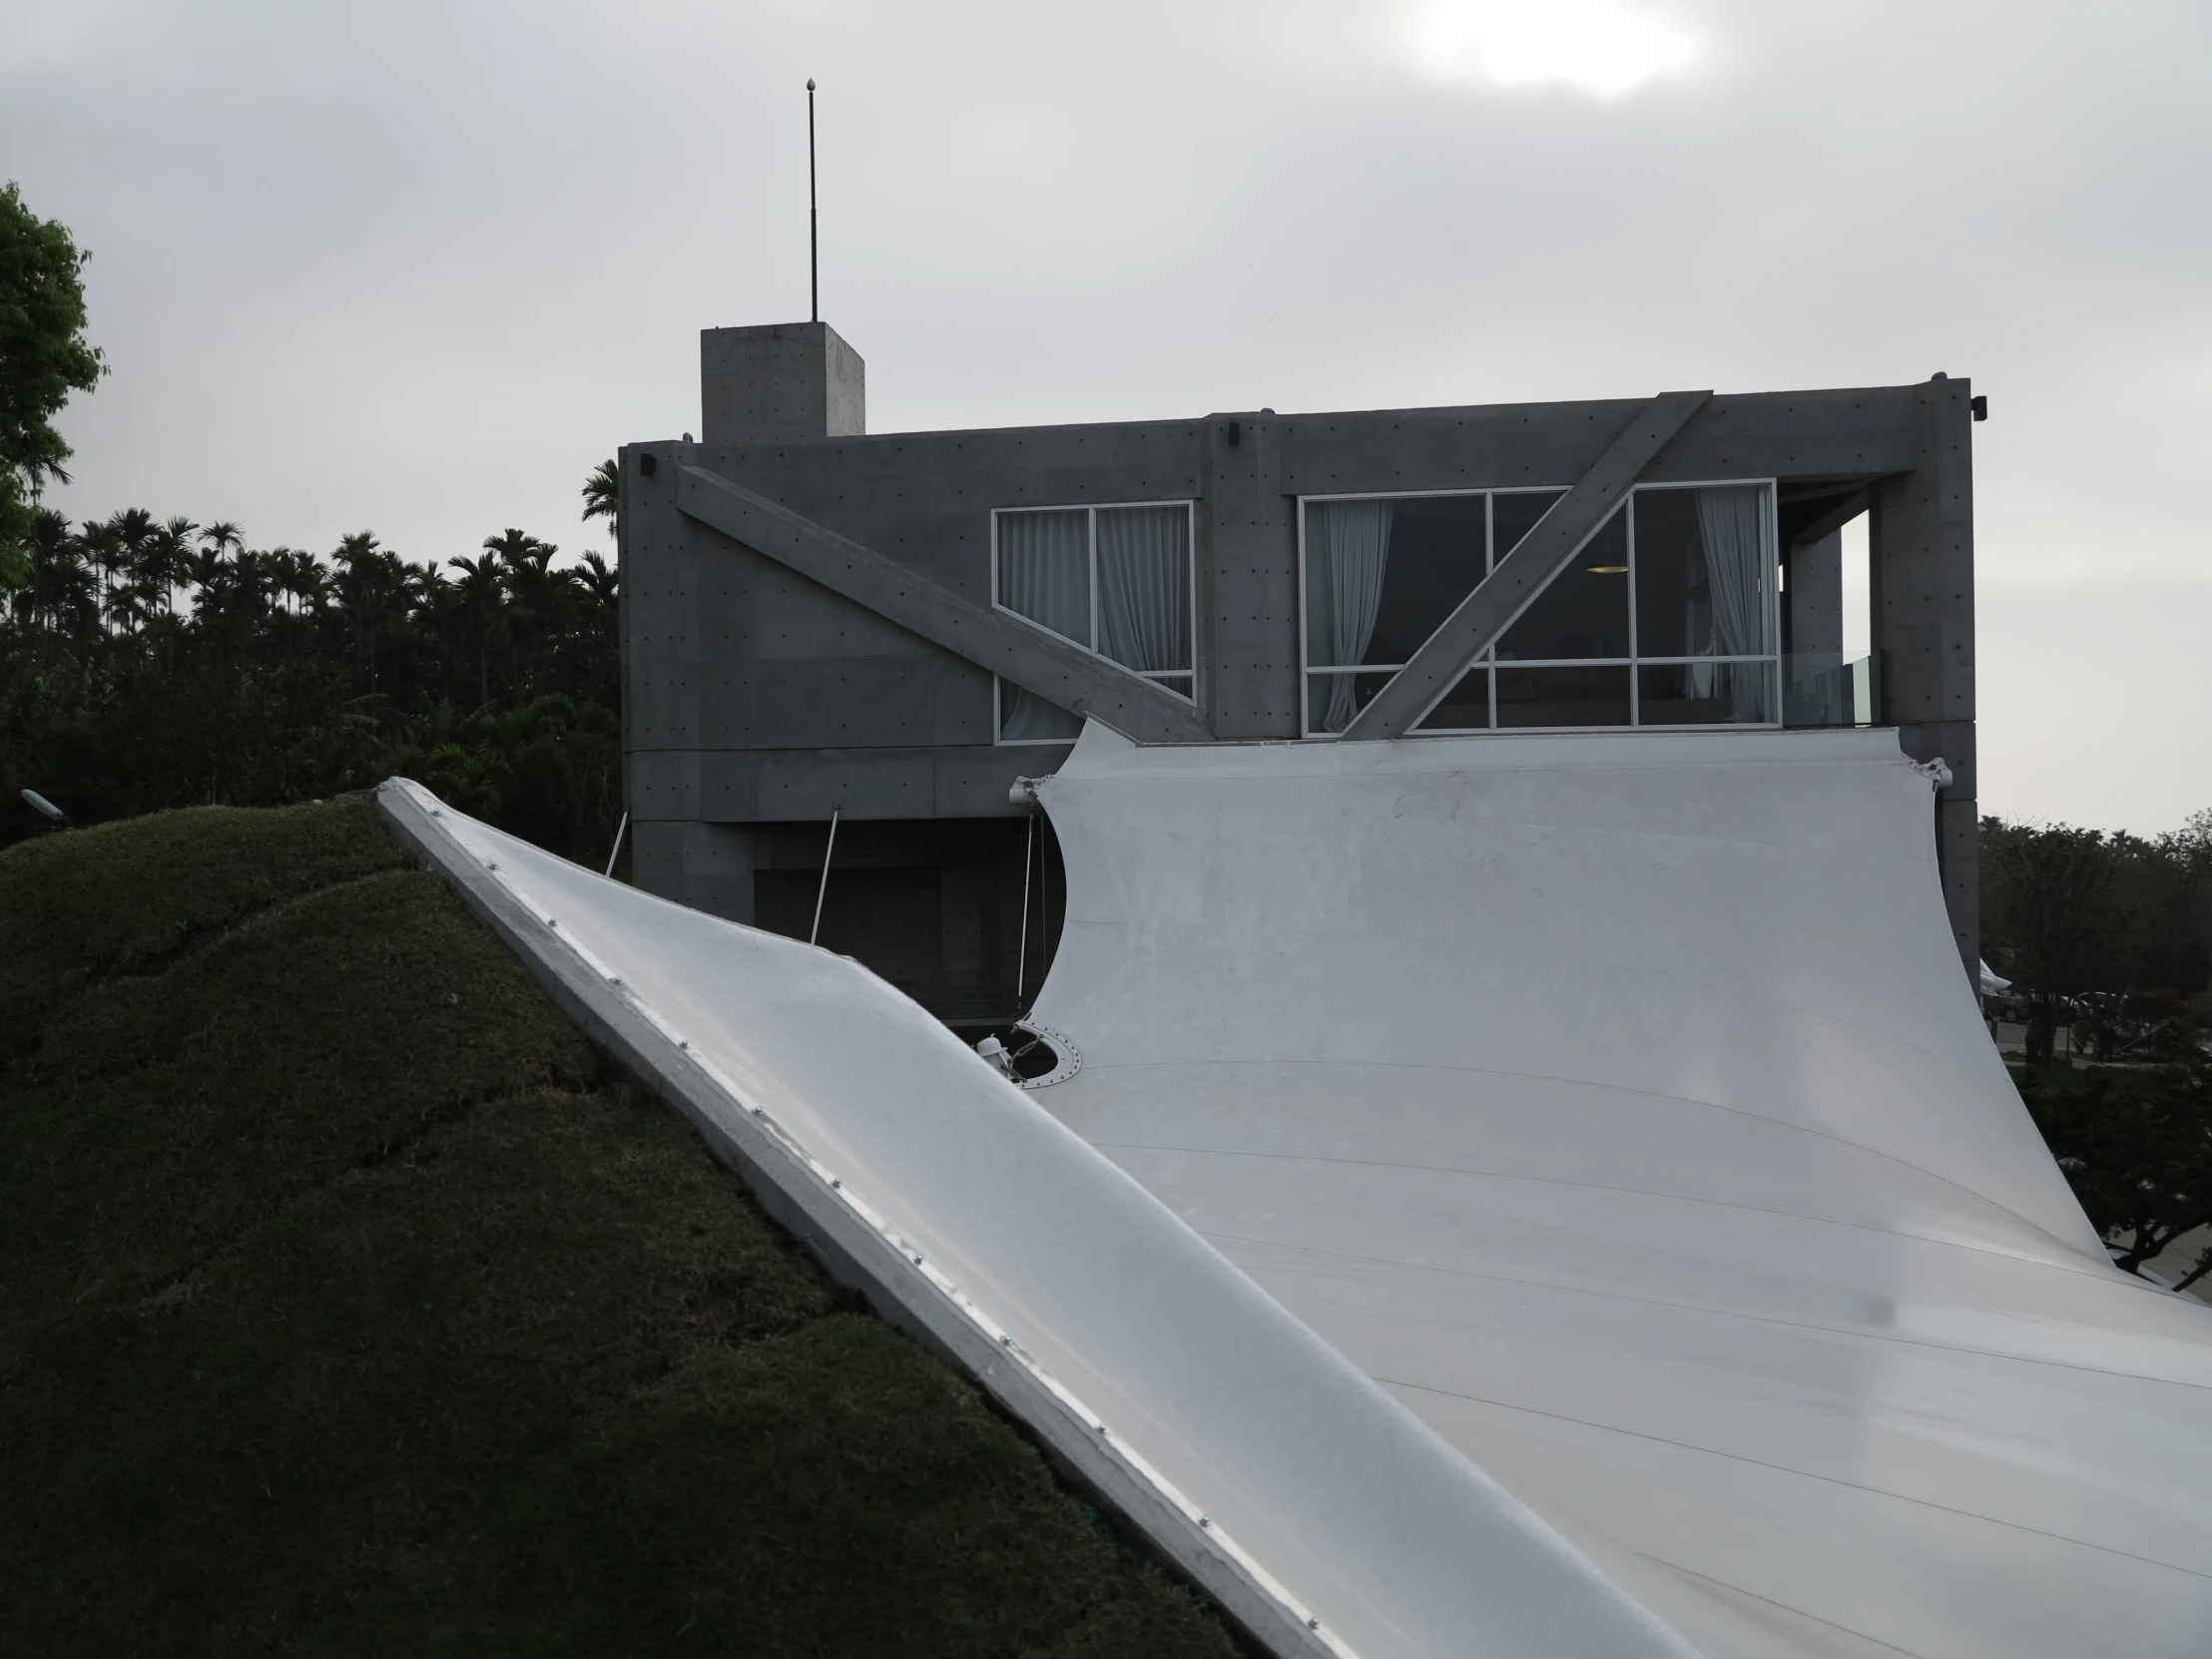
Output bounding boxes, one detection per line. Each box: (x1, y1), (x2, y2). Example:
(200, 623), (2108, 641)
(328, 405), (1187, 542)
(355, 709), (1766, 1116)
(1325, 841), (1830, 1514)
(994, 501), (1195, 744)
(1300, 483), (1778, 735)
(1302, 490), (1561, 733)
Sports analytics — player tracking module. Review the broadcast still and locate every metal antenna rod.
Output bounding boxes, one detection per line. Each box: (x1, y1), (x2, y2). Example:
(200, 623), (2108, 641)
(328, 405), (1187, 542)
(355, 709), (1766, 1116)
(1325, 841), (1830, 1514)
(1015, 812), (1036, 1002)
(807, 78), (819, 323)
(603, 810), (629, 879)
(810, 806), (839, 946)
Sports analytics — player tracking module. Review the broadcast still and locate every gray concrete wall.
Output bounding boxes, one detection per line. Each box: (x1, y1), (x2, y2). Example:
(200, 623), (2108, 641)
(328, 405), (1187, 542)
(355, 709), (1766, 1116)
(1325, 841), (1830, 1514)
(1870, 376), (1978, 968)
(1787, 530), (1845, 658)
(621, 362), (1978, 969)
(702, 320), (865, 444)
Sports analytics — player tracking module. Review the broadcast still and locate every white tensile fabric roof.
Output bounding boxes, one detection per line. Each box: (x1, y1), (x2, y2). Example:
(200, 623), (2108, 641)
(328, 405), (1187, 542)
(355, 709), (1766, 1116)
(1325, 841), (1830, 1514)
(379, 721), (2212, 1659)
(1023, 724), (2212, 1658)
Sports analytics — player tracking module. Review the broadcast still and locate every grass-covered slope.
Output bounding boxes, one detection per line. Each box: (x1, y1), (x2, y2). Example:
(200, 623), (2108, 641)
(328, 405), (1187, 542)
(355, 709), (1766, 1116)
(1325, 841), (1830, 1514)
(0, 799), (1237, 1659)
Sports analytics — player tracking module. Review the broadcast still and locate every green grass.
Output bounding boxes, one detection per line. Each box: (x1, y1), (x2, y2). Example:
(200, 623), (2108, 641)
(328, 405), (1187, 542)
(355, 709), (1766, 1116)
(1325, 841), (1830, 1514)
(0, 800), (1238, 1659)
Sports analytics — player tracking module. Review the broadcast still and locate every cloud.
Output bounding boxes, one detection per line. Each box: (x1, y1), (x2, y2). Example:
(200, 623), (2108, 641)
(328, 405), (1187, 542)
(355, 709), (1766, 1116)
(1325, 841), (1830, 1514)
(2, 0), (2208, 827)
(1407, 0), (1697, 97)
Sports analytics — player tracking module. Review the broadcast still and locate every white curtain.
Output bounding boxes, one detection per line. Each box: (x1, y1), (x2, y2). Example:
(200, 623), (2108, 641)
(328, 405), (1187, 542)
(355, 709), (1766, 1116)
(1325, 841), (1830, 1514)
(1096, 506), (1191, 673)
(1000, 680), (1083, 742)
(1695, 485), (1772, 720)
(1308, 501), (1392, 732)
(999, 509), (1091, 645)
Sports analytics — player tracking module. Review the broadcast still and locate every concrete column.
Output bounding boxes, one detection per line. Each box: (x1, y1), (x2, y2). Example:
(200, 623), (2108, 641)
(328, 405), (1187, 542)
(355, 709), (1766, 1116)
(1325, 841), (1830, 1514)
(1786, 529), (1844, 658)
(1870, 376), (1977, 972)
(701, 321), (864, 444)
(1202, 412), (1296, 738)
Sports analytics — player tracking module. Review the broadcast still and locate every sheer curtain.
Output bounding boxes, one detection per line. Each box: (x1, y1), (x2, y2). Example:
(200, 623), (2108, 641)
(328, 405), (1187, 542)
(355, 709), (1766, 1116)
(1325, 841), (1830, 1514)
(998, 509), (1091, 645)
(1000, 680), (1083, 742)
(1095, 506), (1191, 674)
(1695, 485), (1773, 721)
(1308, 501), (1392, 732)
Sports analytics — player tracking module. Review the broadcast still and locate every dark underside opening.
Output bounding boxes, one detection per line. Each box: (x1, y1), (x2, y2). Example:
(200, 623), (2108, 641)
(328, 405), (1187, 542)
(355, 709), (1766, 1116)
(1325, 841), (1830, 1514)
(751, 814), (1068, 1028)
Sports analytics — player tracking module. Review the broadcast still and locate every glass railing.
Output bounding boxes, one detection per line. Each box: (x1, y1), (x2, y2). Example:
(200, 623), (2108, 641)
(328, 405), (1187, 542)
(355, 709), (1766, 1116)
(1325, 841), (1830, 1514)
(1782, 651), (1884, 728)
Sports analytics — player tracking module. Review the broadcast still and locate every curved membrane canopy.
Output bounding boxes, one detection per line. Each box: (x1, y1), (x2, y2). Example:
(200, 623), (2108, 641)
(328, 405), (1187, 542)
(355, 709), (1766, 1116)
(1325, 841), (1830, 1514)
(383, 717), (2212, 1659)
(1023, 723), (2212, 1658)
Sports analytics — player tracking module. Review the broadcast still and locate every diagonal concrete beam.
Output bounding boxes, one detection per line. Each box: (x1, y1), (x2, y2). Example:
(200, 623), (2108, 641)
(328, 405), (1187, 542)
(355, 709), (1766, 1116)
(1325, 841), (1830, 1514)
(1340, 389), (1713, 741)
(676, 464), (1211, 745)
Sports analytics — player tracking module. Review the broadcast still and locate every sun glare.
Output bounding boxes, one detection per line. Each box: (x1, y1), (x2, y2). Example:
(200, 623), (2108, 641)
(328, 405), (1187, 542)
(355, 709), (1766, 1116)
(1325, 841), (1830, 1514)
(1409, 0), (1697, 98)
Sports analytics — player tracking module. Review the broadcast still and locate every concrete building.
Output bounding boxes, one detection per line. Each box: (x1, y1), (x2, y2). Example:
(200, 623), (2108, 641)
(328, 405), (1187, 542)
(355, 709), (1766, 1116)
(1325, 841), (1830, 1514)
(620, 321), (1981, 1023)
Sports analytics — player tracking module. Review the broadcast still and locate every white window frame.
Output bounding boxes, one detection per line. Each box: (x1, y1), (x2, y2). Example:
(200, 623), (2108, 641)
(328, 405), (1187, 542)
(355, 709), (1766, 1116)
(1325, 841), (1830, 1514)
(1297, 480), (1783, 738)
(991, 499), (1198, 747)
(1296, 485), (1559, 738)
(992, 675), (1086, 748)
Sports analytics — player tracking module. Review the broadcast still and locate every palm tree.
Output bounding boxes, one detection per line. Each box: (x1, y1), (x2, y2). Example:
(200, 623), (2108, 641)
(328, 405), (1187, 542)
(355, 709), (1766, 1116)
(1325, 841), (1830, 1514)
(148, 517), (198, 619)
(446, 553), (505, 707)
(484, 529), (567, 696)
(332, 531), (391, 692)
(581, 458), (619, 541)
(575, 551), (618, 608)
(77, 516), (123, 636)
(20, 509), (91, 635)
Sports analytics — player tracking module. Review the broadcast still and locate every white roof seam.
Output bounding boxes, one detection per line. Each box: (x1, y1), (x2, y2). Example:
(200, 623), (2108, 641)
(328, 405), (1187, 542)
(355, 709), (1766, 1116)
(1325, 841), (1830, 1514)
(1377, 1378), (2212, 1582)
(1203, 1228), (2212, 1386)
(1089, 1142), (2111, 1282)
(1074, 1075), (2086, 1251)
(1635, 1560), (1928, 1659)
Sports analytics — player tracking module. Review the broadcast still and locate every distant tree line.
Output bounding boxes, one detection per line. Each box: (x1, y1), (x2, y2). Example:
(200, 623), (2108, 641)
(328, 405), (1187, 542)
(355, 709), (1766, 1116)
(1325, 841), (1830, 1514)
(1, 463), (627, 865)
(1982, 815), (2212, 1290)
(1980, 815), (2212, 1064)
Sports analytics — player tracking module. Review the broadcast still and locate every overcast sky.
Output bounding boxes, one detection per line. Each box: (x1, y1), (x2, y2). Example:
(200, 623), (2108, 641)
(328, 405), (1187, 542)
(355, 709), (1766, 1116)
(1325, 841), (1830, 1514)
(4, 0), (2206, 831)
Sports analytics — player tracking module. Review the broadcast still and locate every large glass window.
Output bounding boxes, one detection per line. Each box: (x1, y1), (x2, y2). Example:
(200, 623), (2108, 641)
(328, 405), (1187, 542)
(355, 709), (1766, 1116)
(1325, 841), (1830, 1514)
(1304, 483), (1779, 736)
(994, 500), (1195, 745)
(995, 503), (1193, 688)
(1302, 490), (1563, 734)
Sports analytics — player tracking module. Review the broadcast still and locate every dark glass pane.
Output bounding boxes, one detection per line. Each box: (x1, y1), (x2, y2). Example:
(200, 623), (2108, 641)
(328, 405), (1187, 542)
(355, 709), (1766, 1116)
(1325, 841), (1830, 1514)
(1306, 496), (1486, 668)
(999, 679), (1083, 742)
(1639, 663), (1774, 725)
(1491, 490), (1566, 558)
(1634, 486), (1774, 658)
(997, 509), (1091, 646)
(1306, 671), (1397, 735)
(1096, 505), (1192, 672)
(1496, 664), (1631, 728)
(1414, 667), (1491, 731)
(1495, 509), (1629, 661)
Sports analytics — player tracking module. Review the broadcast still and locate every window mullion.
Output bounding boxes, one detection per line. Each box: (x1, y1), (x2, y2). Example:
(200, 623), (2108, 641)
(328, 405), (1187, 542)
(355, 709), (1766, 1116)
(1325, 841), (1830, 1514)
(1087, 506), (1100, 655)
(1627, 489), (1640, 726)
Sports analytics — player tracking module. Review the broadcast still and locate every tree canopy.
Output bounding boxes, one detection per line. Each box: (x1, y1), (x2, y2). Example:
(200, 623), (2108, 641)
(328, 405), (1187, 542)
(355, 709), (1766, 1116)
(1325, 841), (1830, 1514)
(1, 463), (626, 867)
(0, 182), (105, 593)
(2021, 1059), (2212, 1290)
(1982, 815), (2212, 1063)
